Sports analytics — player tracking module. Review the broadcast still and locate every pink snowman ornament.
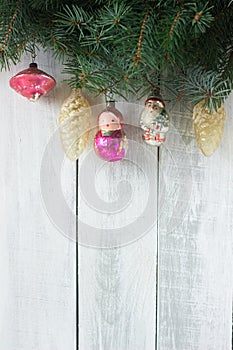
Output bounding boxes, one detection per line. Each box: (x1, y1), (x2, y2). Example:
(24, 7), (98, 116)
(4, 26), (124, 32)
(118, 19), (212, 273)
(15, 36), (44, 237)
(140, 95), (169, 146)
(94, 102), (127, 162)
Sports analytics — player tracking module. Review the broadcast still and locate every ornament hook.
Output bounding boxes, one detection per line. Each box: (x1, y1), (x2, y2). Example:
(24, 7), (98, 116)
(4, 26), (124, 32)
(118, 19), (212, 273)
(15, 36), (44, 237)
(30, 40), (37, 63)
(105, 90), (115, 108)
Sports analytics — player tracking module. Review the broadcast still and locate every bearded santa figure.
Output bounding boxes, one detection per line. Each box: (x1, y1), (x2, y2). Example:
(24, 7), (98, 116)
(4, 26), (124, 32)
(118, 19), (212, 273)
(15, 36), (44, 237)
(140, 96), (169, 146)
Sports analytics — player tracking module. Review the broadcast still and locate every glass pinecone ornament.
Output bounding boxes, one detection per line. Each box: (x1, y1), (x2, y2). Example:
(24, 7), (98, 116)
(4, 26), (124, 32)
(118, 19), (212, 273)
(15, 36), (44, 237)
(140, 94), (169, 146)
(193, 100), (226, 157)
(9, 63), (56, 101)
(58, 89), (92, 160)
(94, 101), (127, 162)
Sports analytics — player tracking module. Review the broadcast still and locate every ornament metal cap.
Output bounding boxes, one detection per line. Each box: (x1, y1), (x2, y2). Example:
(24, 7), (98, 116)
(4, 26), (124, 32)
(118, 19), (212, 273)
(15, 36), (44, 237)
(29, 62), (38, 68)
(9, 62), (56, 101)
(145, 90), (165, 108)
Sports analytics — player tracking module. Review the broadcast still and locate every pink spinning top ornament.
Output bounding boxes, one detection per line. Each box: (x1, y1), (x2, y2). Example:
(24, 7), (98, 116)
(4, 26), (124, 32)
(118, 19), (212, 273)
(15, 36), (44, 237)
(9, 63), (56, 101)
(94, 101), (127, 162)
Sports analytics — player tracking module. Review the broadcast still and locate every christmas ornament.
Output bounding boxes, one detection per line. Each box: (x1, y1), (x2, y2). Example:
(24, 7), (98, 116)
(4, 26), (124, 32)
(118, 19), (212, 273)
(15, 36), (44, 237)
(9, 63), (56, 101)
(58, 88), (92, 160)
(94, 99), (127, 162)
(140, 94), (170, 146)
(193, 100), (226, 157)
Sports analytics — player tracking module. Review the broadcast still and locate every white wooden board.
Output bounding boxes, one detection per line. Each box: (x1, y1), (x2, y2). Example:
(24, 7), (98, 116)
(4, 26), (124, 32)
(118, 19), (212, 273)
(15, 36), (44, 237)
(158, 93), (233, 350)
(0, 52), (76, 350)
(0, 49), (232, 350)
(79, 93), (233, 350)
(78, 100), (158, 350)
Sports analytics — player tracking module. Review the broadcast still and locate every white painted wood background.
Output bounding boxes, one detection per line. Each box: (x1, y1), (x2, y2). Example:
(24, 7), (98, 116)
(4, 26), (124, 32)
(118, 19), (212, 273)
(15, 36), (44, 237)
(0, 52), (232, 350)
(0, 52), (76, 350)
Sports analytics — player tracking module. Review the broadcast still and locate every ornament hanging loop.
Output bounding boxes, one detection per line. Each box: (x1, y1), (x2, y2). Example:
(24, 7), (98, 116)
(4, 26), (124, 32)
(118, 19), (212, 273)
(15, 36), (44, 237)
(105, 90), (115, 108)
(31, 52), (36, 63)
(30, 40), (37, 63)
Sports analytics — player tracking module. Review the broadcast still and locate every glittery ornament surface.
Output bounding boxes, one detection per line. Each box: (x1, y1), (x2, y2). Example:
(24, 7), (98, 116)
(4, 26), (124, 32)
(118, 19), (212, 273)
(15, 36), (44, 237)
(193, 101), (226, 157)
(9, 63), (56, 101)
(94, 106), (127, 162)
(140, 98), (169, 146)
(58, 89), (91, 160)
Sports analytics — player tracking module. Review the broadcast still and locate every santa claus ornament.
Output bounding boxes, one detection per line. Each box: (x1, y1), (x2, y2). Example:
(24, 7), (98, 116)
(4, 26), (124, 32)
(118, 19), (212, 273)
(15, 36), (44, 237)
(94, 100), (127, 162)
(140, 94), (169, 146)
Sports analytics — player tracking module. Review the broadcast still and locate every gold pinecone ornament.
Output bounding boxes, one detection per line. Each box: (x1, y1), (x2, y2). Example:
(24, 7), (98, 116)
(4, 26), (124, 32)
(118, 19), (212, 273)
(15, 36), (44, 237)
(193, 100), (226, 157)
(58, 88), (91, 160)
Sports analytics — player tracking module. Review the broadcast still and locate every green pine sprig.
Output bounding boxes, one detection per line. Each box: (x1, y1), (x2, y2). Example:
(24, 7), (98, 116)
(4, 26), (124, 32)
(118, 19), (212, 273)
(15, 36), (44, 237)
(0, 0), (232, 110)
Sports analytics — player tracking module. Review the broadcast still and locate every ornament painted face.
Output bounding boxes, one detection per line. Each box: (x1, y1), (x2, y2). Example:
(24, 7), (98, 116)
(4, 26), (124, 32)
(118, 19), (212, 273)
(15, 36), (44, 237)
(140, 97), (169, 146)
(98, 111), (121, 135)
(94, 105), (127, 162)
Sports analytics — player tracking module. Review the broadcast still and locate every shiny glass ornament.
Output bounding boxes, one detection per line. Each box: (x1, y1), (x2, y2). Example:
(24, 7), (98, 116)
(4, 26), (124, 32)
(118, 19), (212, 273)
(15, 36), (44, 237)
(140, 95), (169, 146)
(94, 102), (127, 162)
(58, 88), (91, 160)
(193, 100), (226, 157)
(9, 63), (56, 101)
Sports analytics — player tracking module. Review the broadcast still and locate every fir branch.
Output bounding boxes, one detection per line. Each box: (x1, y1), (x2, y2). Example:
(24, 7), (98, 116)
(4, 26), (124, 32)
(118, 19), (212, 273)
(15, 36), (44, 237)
(1, 0), (22, 55)
(98, 78), (122, 94)
(193, 11), (202, 23)
(54, 5), (91, 35)
(0, 0), (231, 104)
(174, 67), (232, 111)
(169, 10), (181, 37)
(134, 7), (150, 67)
(144, 75), (160, 95)
(17, 31), (40, 54)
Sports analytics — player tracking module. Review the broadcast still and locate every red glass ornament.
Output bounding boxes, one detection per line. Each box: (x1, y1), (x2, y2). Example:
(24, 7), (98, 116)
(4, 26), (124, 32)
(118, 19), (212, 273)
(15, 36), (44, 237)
(9, 63), (56, 101)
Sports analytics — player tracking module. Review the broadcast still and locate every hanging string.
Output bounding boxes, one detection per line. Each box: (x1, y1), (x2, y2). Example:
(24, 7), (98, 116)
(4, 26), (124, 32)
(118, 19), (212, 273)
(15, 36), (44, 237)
(31, 40), (37, 63)
(155, 68), (161, 350)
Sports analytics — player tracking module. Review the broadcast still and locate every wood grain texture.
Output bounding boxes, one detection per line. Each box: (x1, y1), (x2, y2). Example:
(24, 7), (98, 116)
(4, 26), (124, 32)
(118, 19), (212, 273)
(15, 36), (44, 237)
(158, 93), (233, 350)
(0, 52), (76, 349)
(78, 100), (158, 350)
(0, 50), (232, 350)
(78, 93), (233, 350)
